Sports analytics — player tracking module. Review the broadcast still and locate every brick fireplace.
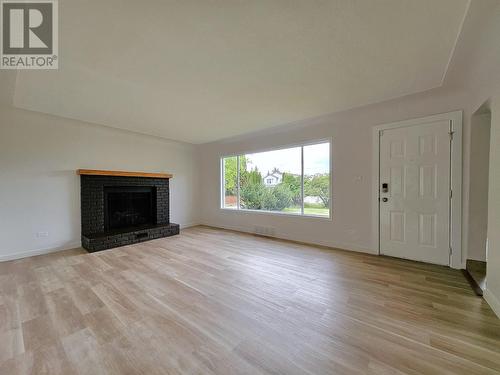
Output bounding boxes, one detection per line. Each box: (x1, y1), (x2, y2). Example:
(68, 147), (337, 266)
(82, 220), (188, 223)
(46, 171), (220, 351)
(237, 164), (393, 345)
(78, 169), (179, 252)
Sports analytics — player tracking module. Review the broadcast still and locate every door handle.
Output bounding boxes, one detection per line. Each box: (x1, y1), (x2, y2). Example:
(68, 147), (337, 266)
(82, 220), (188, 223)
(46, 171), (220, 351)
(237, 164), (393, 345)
(382, 197), (388, 202)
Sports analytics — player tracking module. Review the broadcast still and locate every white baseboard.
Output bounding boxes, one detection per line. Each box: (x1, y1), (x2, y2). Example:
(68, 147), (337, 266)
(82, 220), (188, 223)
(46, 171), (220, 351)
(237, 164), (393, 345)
(180, 222), (200, 229)
(0, 241), (82, 262)
(0, 223), (200, 262)
(484, 288), (500, 318)
(200, 221), (376, 255)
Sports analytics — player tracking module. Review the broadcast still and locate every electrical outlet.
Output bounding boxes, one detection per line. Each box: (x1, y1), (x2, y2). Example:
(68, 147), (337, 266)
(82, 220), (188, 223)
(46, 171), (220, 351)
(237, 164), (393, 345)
(36, 231), (49, 238)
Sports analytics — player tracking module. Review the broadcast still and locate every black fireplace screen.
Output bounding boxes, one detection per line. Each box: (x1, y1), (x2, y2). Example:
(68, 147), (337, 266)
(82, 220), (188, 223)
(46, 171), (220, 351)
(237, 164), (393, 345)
(104, 186), (157, 231)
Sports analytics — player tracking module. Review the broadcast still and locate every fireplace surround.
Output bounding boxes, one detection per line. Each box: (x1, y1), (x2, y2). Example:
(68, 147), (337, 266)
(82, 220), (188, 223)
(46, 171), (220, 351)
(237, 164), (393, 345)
(78, 170), (179, 252)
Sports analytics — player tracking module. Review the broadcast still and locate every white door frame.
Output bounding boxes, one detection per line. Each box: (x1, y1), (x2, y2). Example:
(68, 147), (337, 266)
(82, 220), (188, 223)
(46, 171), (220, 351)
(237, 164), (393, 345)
(371, 111), (463, 269)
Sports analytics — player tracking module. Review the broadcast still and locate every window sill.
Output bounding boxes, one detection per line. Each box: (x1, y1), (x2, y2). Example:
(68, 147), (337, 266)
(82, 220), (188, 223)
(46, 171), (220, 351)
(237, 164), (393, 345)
(219, 207), (332, 221)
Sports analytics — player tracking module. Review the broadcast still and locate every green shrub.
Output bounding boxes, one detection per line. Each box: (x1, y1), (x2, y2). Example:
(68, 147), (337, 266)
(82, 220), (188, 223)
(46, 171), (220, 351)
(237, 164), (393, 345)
(240, 182), (293, 211)
(260, 188), (278, 210)
(282, 173), (301, 205)
(240, 183), (265, 209)
(263, 184), (292, 211)
(304, 174), (330, 207)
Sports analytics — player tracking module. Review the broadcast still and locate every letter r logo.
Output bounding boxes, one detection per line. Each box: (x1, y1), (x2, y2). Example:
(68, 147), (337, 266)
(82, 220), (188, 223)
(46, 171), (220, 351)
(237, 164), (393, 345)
(9, 8), (48, 48)
(2, 1), (53, 54)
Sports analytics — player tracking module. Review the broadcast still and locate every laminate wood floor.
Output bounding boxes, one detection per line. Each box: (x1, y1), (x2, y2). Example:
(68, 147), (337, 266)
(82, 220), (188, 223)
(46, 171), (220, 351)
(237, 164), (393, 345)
(1, 226), (499, 374)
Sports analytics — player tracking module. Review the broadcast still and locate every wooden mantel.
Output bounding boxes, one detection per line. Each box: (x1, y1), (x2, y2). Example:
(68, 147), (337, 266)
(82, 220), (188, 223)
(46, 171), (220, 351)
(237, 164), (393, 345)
(77, 169), (173, 179)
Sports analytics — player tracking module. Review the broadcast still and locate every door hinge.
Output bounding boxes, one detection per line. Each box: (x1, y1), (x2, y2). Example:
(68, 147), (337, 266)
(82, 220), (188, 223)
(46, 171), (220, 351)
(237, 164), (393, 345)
(449, 131), (455, 140)
(449, 247), (453, 256)
(450, 189), (453, 199)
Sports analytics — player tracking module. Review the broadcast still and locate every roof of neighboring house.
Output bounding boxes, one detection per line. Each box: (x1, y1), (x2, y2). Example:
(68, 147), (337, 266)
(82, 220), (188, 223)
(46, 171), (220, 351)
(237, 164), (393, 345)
(263, 172), (282, 180)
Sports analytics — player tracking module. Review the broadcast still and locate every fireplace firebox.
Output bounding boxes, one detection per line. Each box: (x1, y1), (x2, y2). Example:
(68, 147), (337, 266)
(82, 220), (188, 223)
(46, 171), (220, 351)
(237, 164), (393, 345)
(104, 186), (157, 231)
(78, 170), (179, 252)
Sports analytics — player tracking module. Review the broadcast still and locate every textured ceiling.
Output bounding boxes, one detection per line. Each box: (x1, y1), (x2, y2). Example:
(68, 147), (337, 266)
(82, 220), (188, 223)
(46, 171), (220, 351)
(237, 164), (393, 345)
(9, 0), (470, 143)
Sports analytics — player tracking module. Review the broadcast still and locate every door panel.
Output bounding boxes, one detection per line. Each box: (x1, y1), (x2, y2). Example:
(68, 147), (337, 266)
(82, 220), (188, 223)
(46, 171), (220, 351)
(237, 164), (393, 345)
(390, 211), (405, 242)
(380, 120), (450, 265)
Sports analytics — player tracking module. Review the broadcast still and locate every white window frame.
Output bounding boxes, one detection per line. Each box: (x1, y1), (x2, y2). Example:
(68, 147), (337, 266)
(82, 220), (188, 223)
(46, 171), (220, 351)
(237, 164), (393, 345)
(220, 139), (332, 219)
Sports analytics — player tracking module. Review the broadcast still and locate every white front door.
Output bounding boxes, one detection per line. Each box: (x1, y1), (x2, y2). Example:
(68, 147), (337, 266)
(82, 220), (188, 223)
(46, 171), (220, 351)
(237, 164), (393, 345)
(379, 120), (451, 265)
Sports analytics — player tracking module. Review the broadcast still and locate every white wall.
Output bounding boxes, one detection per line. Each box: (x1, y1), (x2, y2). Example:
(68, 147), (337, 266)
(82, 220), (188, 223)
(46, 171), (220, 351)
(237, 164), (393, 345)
(0, 105), (199, 261)
(198, 87), (471, 258)
(449, 0), (500, 317)
(485, 95), (500, 317)
(467, 112), (491, 261)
